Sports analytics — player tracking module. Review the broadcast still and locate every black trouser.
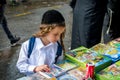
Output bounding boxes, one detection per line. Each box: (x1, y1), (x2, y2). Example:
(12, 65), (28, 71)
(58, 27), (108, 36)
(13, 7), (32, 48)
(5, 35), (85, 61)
(71, 0), (108, 49)
(0, 5), (14, 41)
(71, 0), (120, 49)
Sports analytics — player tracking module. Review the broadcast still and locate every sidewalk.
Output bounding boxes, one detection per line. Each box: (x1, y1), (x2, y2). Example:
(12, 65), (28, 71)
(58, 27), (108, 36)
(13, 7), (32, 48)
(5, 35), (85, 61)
(0, 2), (73, 80)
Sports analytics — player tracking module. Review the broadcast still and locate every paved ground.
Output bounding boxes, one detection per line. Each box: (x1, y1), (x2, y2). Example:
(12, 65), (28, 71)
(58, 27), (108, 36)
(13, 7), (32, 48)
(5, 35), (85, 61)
(0, 0), (73, 80)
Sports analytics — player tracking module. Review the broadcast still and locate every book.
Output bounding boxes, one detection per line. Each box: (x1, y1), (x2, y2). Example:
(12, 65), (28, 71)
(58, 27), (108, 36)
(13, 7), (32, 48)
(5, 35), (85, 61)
(57, 73), (77, 80)
(56, 59), (79, 70)
(90, 43), (108, 54)
(17, 73), (48, 80)
(107, 37), (120, 48)
(38, 64), (78, 79)
(66, 46), (90, 57)
(96, 61), (120, 80)
(38, 64), (64, 79)
(68, 67), (86, 80)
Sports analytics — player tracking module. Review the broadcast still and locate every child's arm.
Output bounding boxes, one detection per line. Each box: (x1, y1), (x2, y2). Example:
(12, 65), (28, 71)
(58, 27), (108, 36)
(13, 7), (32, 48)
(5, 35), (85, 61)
(16, 42), (51, 75)
(16, 42), (36, 75)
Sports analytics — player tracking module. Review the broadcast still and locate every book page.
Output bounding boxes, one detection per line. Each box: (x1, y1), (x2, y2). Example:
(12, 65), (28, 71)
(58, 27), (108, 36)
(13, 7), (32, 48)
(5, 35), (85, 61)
(39, 64), (65, 79)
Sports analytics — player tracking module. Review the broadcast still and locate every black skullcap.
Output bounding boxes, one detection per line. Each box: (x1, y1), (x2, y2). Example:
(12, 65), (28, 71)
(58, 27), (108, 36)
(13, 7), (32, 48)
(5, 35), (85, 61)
(41, 10), (65, 24)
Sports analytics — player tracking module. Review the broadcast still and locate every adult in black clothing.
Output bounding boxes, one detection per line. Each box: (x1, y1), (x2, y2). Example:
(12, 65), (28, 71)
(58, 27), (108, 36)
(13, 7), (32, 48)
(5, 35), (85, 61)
(71, 0), (120, 49)
(0, 0), (20, 46)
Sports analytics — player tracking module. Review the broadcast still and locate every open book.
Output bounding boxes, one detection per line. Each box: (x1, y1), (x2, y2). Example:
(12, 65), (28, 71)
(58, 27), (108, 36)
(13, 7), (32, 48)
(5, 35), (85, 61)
(38, 64), (78, 79)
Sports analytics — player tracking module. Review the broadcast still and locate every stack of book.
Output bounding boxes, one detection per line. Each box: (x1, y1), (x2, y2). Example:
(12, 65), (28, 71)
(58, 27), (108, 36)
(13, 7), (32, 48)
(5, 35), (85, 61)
(96, 61), (120, 80)
(65, 46), (112, 72)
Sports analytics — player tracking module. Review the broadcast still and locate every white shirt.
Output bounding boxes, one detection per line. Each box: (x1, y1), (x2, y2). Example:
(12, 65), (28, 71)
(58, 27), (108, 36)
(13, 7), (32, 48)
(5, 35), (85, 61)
(16, 38), (58, 75)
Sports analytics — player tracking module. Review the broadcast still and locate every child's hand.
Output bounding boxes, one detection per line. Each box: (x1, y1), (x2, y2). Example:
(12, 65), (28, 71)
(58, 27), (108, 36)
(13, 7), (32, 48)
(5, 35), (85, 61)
(34, 65), (50, 73)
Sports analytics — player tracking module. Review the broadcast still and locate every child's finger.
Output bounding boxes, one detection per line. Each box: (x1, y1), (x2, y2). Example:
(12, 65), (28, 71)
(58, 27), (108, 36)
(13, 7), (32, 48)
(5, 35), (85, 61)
(43, 66), (50, 72)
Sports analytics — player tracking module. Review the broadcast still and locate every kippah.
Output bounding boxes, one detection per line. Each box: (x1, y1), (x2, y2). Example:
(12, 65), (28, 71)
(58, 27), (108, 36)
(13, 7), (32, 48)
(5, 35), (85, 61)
(41, 10), (65, 24)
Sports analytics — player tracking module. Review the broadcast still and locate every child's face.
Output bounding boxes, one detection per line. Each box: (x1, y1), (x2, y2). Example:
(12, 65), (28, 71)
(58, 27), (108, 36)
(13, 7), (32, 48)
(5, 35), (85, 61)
(46, 26), (65, 43)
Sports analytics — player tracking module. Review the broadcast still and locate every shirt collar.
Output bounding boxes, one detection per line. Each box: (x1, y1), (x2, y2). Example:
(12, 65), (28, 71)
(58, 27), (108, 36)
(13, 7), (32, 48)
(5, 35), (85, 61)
(35, 38), (54, 49)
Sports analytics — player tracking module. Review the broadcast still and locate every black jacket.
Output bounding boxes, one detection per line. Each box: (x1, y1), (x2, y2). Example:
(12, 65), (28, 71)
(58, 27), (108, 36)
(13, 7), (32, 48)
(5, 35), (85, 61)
(0, 0), (7, 5)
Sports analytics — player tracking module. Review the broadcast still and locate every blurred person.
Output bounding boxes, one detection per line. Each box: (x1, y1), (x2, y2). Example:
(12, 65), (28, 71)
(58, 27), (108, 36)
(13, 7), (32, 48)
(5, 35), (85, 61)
(0, 0), (20, 46)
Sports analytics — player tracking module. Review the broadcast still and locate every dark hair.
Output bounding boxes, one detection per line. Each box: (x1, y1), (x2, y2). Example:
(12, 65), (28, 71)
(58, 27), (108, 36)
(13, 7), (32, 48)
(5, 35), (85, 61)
(41, 9), (65, 25)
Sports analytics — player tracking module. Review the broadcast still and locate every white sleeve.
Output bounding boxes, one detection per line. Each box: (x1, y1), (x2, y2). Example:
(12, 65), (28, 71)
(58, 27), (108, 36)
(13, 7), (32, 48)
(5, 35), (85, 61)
(16, 41), (36, 75)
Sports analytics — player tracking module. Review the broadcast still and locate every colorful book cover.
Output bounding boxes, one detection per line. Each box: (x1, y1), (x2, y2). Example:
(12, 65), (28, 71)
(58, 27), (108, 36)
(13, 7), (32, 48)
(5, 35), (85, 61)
(66, 46), (90, 57)
(105, 39), (120, 55)
(90, 42), (120, 57)
(28, 73), (48, 80)
(65, 46), (112, 72)
(107, 37), (120, 48)
(56, 59), (79, 70)
(68, 67), (86, 80)
(39, 64), (64, 79)
(67, 48), (103, 64)
(90, 43), (109, 54)
(17, 73), (48, 80)
(57, 73), (77, 80)
(96, 61), (120, 80)
(103, 47), (120, 62)
(100, 38), (120, 62)
(38, 64), (79, 79)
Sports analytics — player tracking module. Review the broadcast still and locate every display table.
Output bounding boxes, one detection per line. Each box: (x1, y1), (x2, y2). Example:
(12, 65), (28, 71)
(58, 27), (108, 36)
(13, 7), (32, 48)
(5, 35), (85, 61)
(17, 37), (120, 80)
